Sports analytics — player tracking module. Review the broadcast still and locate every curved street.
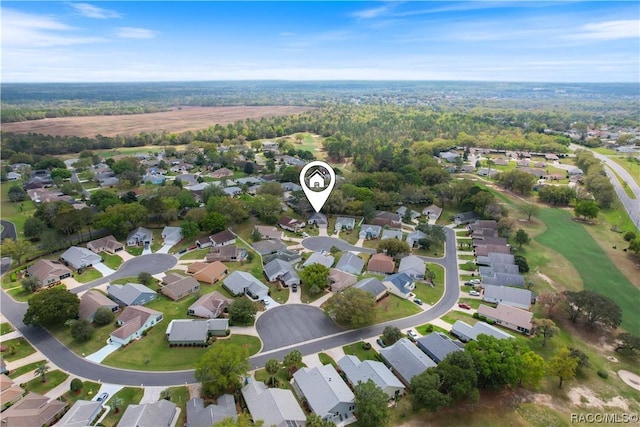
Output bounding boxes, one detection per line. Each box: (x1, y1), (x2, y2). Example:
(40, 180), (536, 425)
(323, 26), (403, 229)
(0, 219), (17, 241)
(0, 228), (460, 385)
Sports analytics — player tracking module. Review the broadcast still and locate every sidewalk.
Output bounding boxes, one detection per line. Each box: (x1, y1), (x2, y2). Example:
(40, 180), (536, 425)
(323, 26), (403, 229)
(5, 352), (49, 371)
(308, 293), (332, 308)
(0, 330), (23, 342)
(45, 376), (74, 399)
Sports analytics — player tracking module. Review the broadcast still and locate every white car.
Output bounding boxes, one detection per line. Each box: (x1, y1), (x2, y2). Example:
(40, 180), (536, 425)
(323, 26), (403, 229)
(469, 279), (481, 285)
(407, 329), (418, 338)
(469, 290), (480, 296)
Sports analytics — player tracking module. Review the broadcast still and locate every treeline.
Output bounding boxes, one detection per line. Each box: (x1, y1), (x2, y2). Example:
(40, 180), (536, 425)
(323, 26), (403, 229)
(1, 105), (169, 123)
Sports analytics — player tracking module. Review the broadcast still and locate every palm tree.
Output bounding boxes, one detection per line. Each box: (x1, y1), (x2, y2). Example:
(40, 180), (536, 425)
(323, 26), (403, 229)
(159, 389), (172, 401)
(265, 359), (280, 387)
(110, 397), (124, 413)
(35, 362), (49, 383)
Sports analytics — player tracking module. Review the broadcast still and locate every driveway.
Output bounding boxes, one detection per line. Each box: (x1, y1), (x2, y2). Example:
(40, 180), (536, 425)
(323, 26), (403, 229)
(92, 262), (116, 276)
(302, 236), (375, 254)
(256, 304), (344, 351)
(261, 295), (280, 310)
(85, 342), (122, 363)
(156, 244), (174, 254)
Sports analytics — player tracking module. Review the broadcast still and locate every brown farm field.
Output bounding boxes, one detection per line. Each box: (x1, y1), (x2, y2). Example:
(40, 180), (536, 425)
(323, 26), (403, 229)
(2, 106), (316, 137)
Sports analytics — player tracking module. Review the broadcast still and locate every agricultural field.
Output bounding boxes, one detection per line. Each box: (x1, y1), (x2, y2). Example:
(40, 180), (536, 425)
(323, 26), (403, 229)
(1, 106), (315, 137)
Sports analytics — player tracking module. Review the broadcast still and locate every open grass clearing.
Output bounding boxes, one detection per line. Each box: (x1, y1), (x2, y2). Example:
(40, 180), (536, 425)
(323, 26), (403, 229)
(440, 310), (476, 326)
(1, 337), (36, 362)
(342, 342), (380, 362)
(415, 323), (450, 336)
(62, 380), (101, 406)
(458, 254), (476, 261)
(101, 387), (144, 427)
(100, 252), (122, 270)
(179, 248), (209, 260)
(75, 267), (102, 283)
(374, 295), (422, 323)
(610, 155), (640, 187)
(0, 181), (37, 237)
(318, 352), (337, 367)
(47, 322), (116, 357)
(412, 281), (444, 306)
(535, 209), (639, 334)
(8, 360), (46, 379)
(166, 386), (190, 427)
(23, 370), (69, 395)
(0, 322), (13, 335)
(458, 298), (482, 309)
(610, 168), (636, 199)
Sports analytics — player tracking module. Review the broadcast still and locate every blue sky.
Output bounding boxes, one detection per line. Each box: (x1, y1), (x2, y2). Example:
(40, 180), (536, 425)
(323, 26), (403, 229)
(2, 1), (638, 82)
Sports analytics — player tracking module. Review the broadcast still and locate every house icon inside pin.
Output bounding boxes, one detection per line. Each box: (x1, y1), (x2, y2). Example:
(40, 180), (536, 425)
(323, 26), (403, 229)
(308, 170), (325, 189)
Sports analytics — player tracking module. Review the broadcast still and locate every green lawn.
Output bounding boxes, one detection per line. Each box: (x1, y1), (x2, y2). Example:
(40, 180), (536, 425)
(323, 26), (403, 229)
(0, 322), (13, 335)
(415, 323), (450, 336)
(458, 254), (476, 261)
(179, 248), (209, 260)
(127, 246), (143, 256)
(318, 352), (337, 367)
(254, 366), (294, 390)
(458, 297), (482, 309)
(101, 387), (144, 427)
(100, 252), (123, 270)
(535, 208), (639, 334)
(342, 342), (380, 362)
(300, 285), (328, 304)
(1, 338), (36, 362)
(23, 370), (69, 395)
(75, 268), (102, 283)
(62, 380), (101, 405)
(440, 310), (476, 326)
(412, 282), (444, 306)
(610, 168), (636, 199)
(8, 360), (46, 379)
(47, 322), (117, 357)
(0, 181), (37, 238)
(166, 386), (190, 427)
(374, 295), (422, 323)
(610, 156), (640, 187)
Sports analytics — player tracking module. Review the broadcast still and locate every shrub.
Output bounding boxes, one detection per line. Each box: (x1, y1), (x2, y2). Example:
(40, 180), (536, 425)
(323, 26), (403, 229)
(624, 231), (637, 242)
(70, 378), (83, 392)
(225, 329), (231, 336)
(93, 306), (115, 326)
(10, 272), (17, 282)
(425, 324), (434, 333)
(597, 370), (608, 379)
(472, 312), (480, 319)
(361, 342), (371, 350)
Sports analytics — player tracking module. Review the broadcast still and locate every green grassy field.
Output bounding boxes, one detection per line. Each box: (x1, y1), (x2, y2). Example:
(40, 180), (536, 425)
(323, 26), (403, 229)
(1, 337), (36, 362)
(610, 156), (640, 187)
(100, 252), (123, 269)
(374, 295), (422, 323)
(535, 209), (639, 334)
(8, 360), (45, 379)
(101, 387), (144, 427)
(23, 370), (69, 395)
(0, 181), (36, 237)
(343, 342), (380, 362)
(75, 268), (102, 283)
(0, 322), (13, 335)
(62, 380), (101, 405)
(166, 386), (190, 426)
(48, 322), (117, 357)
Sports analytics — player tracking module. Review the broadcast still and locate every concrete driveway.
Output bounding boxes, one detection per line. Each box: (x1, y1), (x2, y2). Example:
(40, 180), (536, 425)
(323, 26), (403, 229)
(261, 295), (280, 310)
(85, 342), (122, 363)
(92, 262), (116, 276)
(256, 304), (344, 351)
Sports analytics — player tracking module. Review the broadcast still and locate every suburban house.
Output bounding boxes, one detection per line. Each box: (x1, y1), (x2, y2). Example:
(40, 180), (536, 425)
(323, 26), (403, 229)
(477, 303), (534, 335)
(354, 278), (388, 301)
(160, 273), (201, 301)
(293, 365), (355, 424)
(210, 167), (234, 178)
(206, 244), (247, 263)
(0, 375), (24, 411)
(165, 319), (229, 345)
(334, 217), (356, 233)
(188, 292), (230, 319)
(328, 269), (357, 292)
(252, 240), (286, 256)
(307, 212), (328, 226)
(475, 244), (511, 257)
(454, 211), (480, 225)
(372, 211), (402, 228)
(398, 255), (426, 280)
(482, 285), (533, 310)
(262, 141), (278, 150)
(59, 246), (102, 270)
(379, 338), (436, 387)
(223, 271), (269, 299)
(473, 236), (508, 247)
(359, 224), (382, 240)
(263, 249), (302, 265)
(110, 305), (163, 346)
(470, 220), (498, 230)
(127, 227), (153, 246)
(86, 235), (124, 254)
(451, 320), (513, 342)
(79, 290), (119, 322)
(263, 259), (300, 287)
(422, 204), (443, 221)
(26, 259), (72, 287)
(281, 182), (302, 192)
(107, 283), (157, 306)
(396, 206), (420, 221)
(382, 273), (415, 299)
(481, 272), (526, 288)
(338, 355), (405, 399)
(161, 226), (183, 244)
(416, 333), (463, 364)
(303, 252), (335, 269)
(0, 392), (66, 426)
(186, 395), (237, 427)
(210, 230), (236, 247)
(381, 229), (403, 240)
(254, 225), (282, 240)
(56, 400), (103, 427)
(476, 252), (515, 266)
(242, 381), (306, 427)
(117, 399), (177, 427)
(406, 230), (427, 248)
(187, 261), (228, 284)
(479, 262), (520, 276)
(278, 216), (306, 232)
(367, 253), (395, 274)
(334, 252), (364, 275)
(439, 151), (459, 162)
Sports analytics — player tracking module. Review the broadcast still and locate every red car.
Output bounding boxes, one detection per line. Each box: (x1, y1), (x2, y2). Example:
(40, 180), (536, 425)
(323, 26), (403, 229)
(458, 303), (471, 310)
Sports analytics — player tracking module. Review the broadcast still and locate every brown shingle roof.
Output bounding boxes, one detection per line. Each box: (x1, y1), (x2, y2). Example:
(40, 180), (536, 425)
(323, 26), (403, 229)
(160, 274), (200, 301)
(367, 253), (395, 274)
(26, 259), (71, 284)
(79, 290), (117, 321)
(192, 261), (228, 284)
(112, 306), (162, 340)
(0, 392), (65, 427)
(210, 230), (235, 245)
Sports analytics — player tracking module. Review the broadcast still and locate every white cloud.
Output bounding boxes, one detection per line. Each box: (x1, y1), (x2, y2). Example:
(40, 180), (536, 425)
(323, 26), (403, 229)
(352, 5), (392, 19)
(68, 3), (121, 19)
(569, 19), (640, 40)
(115, 27), (158, 39)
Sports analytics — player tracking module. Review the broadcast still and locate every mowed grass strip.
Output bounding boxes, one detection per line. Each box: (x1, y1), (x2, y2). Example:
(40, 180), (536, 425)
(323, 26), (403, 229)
(535, 208), (639, 334)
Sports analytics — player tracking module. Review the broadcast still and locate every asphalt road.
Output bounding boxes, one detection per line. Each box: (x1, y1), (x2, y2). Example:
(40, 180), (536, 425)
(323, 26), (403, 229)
(0, 220), (17, 241)
(0, 228), (460, 384)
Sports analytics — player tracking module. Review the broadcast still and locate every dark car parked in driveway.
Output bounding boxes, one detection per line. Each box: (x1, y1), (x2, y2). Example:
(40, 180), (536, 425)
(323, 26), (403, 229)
(376, 338), (386, 348)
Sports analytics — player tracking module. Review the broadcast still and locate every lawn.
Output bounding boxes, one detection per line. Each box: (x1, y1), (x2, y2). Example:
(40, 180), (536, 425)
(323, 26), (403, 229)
(440, 310), (476, 326)
(374, 295), (422, 323)
(342, 342), (380, 362)
(0, 322), (13, 335)
(535, 208), (639, 334)
(166, 386), (190, 427)
(415, 323), (450, 336)
(47, 322), (117, 357)
(179, 248), (209, 260)
(126, 246), (143, 256)
(75, 268), (102, 283)
(23, 370), (69, 395)
(458, 254), (476, 261)
(318, 352), (337, 367)
(0, 181), (37, 237)
(610, 168), (636, 199)
(300, 285), (328, 304)
(100, 252), (123, 270)
(101, 387), (144, 427)
(412, 282), (444, 306)
(62, 379), (101, 405)
(1, 338), (36, 362)
(254, 366), (294, 391)
(8, 360), (46, 379)
(610, 155), (640, 187)
(458, 297), (482, 309)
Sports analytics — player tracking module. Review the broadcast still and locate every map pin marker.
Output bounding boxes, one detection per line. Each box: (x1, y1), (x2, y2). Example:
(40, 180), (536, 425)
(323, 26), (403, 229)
(300, 161), (336, 213)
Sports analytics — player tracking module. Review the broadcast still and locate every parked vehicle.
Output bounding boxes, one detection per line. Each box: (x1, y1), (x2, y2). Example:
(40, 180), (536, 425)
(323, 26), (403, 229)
(469, 290), (480, 296)
(376, 338), (387, 348)
(292, 284), (298, 292)
(406, 330), (418, 342)
(414, 298), (423, 306)
(469, 279), (481, 285)
(458, 303), (471, 310)
(97, 393), (109, 402)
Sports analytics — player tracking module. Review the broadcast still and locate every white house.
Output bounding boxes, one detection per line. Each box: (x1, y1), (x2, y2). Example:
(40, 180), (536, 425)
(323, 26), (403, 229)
(110, 306), (163, 346)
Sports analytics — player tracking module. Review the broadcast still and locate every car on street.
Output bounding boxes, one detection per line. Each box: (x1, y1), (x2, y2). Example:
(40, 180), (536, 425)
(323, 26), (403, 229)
(469, 290), (480, 296)
(97, 393), (109, 402)
(458, 303), (471, 310)
(414, 298), (423, 305)
(376, 338), (387, 348)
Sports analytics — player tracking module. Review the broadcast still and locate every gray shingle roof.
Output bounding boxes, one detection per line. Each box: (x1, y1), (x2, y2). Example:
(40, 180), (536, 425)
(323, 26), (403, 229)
(354, 278), (386, 297)
(379, 338), (436, 384)
(242, 381), (306, 427)
(482, 285), (532, 308)
(383, 272), (414, 296)
(416, 332), (463, 363)
(117, 399), (176, 427)
(56, 400), (102, 427)
(293, 365), (354, 418)
(479, 263), (520, 276)
(481, 273), (526, 287)
(223, 271), (268, 297)
(338, 355), (405, 394)
(186, 396), (236, 427)
(252, 240), (286, 255)
(303, 252), (335, 268)
(264, 259), (299, 284)
(451, 320), (513, 342)
(398, 255), (426, 277)
(334, 252), (364, 275)
(476, 253), (515, 266)
(381, 229), (403, 240)
(60, 246), (102, 270)
(107, 283), (156, 306)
